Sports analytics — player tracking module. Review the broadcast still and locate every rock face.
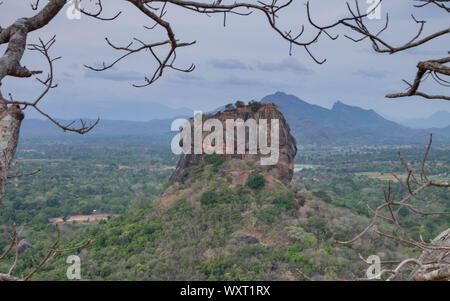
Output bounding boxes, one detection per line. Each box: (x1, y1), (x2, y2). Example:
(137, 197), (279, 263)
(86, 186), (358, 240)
(169, 103), (297, 185)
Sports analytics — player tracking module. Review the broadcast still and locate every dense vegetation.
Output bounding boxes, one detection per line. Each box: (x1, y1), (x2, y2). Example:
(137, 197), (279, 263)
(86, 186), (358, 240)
(294, 146), (449, 242)
(0, 137), (448, 280)
(0, 137), (176, 227)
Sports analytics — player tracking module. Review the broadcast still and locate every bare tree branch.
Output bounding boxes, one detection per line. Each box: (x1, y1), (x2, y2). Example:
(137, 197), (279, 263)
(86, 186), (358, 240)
(336, 134), (450, 280)
(306, 0), (450, 101)
(24, 223), (93, 281)
(1, 222), (92, 281)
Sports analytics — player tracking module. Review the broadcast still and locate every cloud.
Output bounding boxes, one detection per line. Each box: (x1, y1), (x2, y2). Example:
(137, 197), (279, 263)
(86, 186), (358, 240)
(255, 58), (312, 74)
(208, 58), (312, 75)
(352, 69), (388, 78)
(403, 49), (446, 56)
(221, 77), (261, 86)
(208, 59), (251, 70)
(175, 73), (204, 81)
(84, 68), (143, 82)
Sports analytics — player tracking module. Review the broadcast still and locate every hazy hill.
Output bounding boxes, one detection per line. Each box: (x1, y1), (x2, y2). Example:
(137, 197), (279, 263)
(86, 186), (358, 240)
(434, 125), (450, 138)
(25, 101), (193, 122)
(390, 111), (450, 129)
(20, 118), (174, 139)
(261, 92), (440, 145)
(20, 92), (449, 146)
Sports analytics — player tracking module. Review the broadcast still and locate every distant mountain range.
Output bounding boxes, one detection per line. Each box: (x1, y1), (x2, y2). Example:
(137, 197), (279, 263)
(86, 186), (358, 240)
(21, 118), (174, 139)
(25, 101), (193, 122)
(388, 111), (450, 129)
(260, 92), (449, 145)
(20, 92), (450, 146)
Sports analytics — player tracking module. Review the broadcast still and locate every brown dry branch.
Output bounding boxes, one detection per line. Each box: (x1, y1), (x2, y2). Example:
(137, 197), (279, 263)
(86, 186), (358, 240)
(7, 160), (41, 179)
(296, 268), (313, 281)
(336, 134), (450, 280)
(306, 0), (450, 101)
(80, 0), (122, 21)
(414, 0), (450, 12)
(0, 0), (99, 205)
(5, 35), (100, 134)
(0, 223), (93, 281)
(85, 0), (340, 88)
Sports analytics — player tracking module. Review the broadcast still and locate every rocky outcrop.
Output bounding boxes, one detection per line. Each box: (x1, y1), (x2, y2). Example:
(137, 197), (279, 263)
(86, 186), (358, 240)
(170, 103), (297, 185)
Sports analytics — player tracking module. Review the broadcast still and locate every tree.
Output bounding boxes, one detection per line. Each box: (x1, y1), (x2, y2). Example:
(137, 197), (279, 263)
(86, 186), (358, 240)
(234, 101), (245, 108)
(336, 135), (450, 281)
(304, 0), (449, 100)
(0, 223), (92, 281)
(247, 172), (265, 190)
(0, 0), (355, 205)
(248, 100), (261, 112)
(0, 0), (448, 280)
(1, 0), (449, 203)
(0, 0), (325, 280)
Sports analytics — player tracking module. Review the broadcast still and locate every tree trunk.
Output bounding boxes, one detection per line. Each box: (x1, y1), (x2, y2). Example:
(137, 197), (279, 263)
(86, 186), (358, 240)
(0, 0), (66, 205)
(0, 102), (23, 205)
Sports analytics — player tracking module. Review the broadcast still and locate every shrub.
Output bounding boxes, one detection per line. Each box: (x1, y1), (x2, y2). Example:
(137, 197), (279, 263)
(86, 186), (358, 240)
(162, 181), (170, 191)
(271, 191), (296, 211)
(256, 207), (276, 224)
(247, 172), (265, 190)
(313, 190), (332, 203)
(235, 100), (245, 108)
(234, 184), (248, 203)
(237, 244), (268, 258)
(204, 153), (225, 167)
(178, 170), (189, 183)
(200, 190), (218, 206)
(248, 100), (261, 112)
(225, 103), (234, 109)
(286, 226), (317, 248)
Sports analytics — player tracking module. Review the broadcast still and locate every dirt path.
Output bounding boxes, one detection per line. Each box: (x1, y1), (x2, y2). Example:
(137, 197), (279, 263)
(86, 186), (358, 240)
(49, 213), (118, 224)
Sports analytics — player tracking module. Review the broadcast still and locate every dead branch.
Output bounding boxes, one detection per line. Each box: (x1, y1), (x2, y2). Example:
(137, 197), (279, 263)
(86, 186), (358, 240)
(336, 134), (450, 280)
(0, 222), (16, 260)
(87, 0), (341, 88)
(7, 160), (41, 179)
(386, 55), (450, 101)
(4, 35), (100, 134)
(80, 0), (122, 21)
(23, 223), (94, 281)
(1, 222), (93, 281)
(306, 0), (450, 101)
(296, 268), (312, 281)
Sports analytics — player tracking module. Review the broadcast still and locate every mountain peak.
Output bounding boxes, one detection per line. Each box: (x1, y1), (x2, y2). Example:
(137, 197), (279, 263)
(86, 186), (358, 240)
(332, 100), (359, 111)
(332, 100), (344, 108)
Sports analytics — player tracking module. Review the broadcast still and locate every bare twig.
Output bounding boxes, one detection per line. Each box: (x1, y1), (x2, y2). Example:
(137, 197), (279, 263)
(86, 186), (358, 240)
(336, 134), (450, 280)
(23, 223), (93, 281)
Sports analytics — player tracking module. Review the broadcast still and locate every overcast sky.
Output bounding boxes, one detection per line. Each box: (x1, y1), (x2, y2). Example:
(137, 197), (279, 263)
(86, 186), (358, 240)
(1, 0), (449, 121)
